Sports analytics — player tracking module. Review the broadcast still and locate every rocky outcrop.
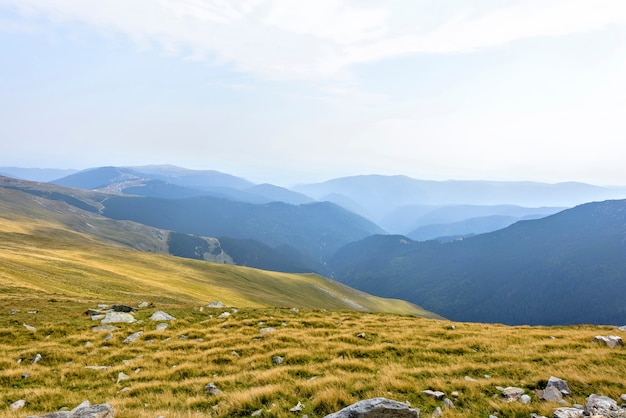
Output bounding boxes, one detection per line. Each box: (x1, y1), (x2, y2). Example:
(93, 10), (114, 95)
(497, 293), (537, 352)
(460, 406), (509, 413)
(324, 398), (420, 418)
(554, 394), (626, 418)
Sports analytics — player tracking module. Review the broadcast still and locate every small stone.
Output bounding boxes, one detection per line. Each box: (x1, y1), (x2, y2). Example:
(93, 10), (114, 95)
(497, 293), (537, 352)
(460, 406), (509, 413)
(117, 372), (130, 383)
(10, 309), (19, 314)
(422, 390), (445, 400)
(23, 323), (36, 332)
(156, 323), (169, 331)
(10, 399), (25, 410)
(205, 382), (221, 395)
(621, 394), (626, 402)
(207, 301), (224, 308)
(138, 301), (150, 308)
(97, 304), (109, 309)
(520, 394), (531, 404)
(150, 311), (176, 321)
(272, 355), (284, 365)
(218, 312), (230, 319)
(443, 398), (454, 409)
(251, 409), (263, 416)
(451, 391), (459, 398)
(103, 333), (113, 341)
(21, 373), (31, 379)
(123, 331), (143, 344)
(291, 308), (299, 313)
(92, 325), (118, 332)
(259, 327), (276, 335)
(357, 332), (366, 338)
(432, 406), (442, 417)
(31, 353), (42, 364)
(85, 365), (110, 370)
(501, 387), (525, 401)
(464, 376), (477, 382)
(290, 401), (304, 412)
(484, 374), (491, 379)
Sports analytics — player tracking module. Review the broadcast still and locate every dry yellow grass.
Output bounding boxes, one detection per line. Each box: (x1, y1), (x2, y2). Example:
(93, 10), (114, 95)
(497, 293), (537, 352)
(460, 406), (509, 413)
(1, 300), (624, 418)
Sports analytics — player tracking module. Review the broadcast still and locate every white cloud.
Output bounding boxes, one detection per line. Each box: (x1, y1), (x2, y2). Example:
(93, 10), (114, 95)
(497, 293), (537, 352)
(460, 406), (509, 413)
(2, 0), (626, 80)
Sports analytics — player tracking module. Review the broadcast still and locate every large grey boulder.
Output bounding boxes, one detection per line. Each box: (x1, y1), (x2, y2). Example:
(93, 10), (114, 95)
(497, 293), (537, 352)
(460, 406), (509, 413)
(324, 398), (419, 417)
(593, 335), (624, 348)
(546, 376), (571, 396)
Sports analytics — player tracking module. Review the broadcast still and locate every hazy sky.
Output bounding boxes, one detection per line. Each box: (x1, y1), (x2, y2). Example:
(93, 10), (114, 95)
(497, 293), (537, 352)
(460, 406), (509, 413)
(2, 1), (626, 186)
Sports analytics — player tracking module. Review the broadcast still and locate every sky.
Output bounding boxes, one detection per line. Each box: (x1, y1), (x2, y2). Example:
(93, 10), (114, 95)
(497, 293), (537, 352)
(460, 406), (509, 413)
(1, 0), (626, 187)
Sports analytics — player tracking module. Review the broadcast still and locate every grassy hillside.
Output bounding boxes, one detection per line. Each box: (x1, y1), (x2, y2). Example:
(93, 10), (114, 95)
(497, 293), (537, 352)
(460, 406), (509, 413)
(0, 181), (624, 417)
(1, 300), (624, 417)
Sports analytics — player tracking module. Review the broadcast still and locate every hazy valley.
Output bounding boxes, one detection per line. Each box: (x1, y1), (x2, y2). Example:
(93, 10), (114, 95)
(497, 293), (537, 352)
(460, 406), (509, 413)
(1, 166), (625, 417)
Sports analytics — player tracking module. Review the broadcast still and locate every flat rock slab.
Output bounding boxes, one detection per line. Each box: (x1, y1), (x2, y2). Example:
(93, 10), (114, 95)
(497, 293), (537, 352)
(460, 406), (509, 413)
(149, 311), (176, 321)
(324, 397), (420, 418)
(101, 312), (136, 324)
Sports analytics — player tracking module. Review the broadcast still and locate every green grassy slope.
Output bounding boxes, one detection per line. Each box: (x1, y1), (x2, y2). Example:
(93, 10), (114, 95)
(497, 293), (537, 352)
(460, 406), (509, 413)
(0, 181), (434, 317)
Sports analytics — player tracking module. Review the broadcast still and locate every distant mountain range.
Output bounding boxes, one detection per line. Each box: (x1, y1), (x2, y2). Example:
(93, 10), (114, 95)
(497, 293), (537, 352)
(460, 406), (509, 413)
(3, 165), (626, 325)
(328, 199), (626, 325)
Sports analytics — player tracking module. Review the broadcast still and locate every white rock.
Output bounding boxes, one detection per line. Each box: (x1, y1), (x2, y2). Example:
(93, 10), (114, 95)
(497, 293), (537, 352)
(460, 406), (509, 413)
(218, 311), (230, 319)
(23, 323), (36, 332)
(150, 311), (176, 321)
(123, 331), (143, 344)
(117, 372), (130, 383)
(101, 312), (136, 324)
(10, 399), (25, 410)
(290, 401), (304, 412)
(156, 323), (169, 331)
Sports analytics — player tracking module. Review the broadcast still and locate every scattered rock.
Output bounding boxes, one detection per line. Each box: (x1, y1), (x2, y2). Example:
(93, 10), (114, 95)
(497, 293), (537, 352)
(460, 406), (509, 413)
(156, 323), (168, 331)
(85, 366), (110, 370)
(432, 406), (442, 417)
(138, 301), (150, 308)
(593, 335), (624, 348)
(92, 325), (118, 332)
(324, 398), (419, 418)
(149, 311), (176, 321)
(259, 327), (276, 335)
(546, 376), (571, 397)
(205, 382), (221, 396)
(31, 353), (42, 364)
(553, 407), (584, 418)
(291, 308), (299, 313)
(290, 401), (304, 412)
(464, 376), (477, 382)
(422, 390), (445, 400)
(10, 399), (25, 410)
(621, 393), (626, 402)
(272, 355), (284, 365)
(10, 308), (19, 314)
(122, 331), (142, 344)
(24, 323), (37, 332)
(101, 312), (136, 324)
(356, 332), (366, 338)
(443, 398), (454, 409)
(541, 386), (563, 402)
(117, 372), (130, 383)
(206, 301), (224, 308)
(585, 394), (619, 415)
(111, 304), (136, 313)
(90, 315), (105, 321)
(451, 391), (459, 398)
(501, 387), (525, 401)
(520, 394), (532, 404)
(22, 373), (31, 379)
(251, 409), (263, 416)
(218, 312), (230, 319)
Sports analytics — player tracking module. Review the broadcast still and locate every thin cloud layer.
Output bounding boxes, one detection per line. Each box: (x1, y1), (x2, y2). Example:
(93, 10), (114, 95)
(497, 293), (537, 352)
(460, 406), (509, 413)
(3, 0), (626, 79)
